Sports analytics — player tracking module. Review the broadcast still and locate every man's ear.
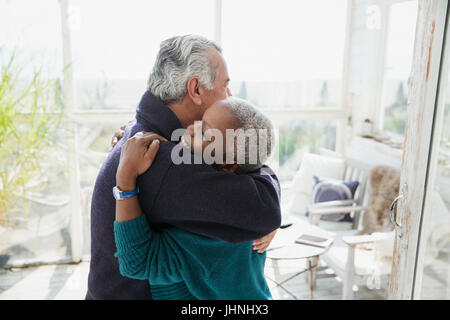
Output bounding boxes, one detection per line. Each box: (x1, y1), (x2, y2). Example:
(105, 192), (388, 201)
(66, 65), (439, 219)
(186, 77), (202, 106)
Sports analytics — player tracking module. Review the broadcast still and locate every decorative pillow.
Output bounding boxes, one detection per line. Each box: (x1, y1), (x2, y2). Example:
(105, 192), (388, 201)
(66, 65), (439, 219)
(287, 153), (346, 216)
(309, 176), (359, 222)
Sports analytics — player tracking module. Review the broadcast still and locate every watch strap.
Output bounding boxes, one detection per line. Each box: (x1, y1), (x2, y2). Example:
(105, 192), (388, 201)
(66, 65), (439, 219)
(113, 186), (139, 200)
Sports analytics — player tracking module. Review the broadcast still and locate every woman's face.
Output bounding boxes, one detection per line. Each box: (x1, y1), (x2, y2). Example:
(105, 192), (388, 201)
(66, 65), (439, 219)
(181, 100), (240, 160)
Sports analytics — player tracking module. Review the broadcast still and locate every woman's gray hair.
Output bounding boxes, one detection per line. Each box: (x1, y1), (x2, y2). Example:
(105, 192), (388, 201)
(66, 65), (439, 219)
(224, 97), (275, 173)
(147, 35), (222, 105)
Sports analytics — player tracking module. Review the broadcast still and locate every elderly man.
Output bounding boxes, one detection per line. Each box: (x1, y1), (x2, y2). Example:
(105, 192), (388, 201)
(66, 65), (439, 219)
(85, 35), (281, 300)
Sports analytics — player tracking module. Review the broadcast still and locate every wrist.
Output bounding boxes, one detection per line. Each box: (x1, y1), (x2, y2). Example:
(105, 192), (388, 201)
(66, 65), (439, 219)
(116, 170), (137, 192)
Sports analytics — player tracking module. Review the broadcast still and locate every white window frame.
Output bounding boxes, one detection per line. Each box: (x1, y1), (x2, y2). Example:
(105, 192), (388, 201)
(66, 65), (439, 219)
(372, 0), (419, 138)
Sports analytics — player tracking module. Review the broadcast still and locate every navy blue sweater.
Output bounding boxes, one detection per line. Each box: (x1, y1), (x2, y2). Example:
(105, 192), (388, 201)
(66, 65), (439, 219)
(85, 91), (281, 300)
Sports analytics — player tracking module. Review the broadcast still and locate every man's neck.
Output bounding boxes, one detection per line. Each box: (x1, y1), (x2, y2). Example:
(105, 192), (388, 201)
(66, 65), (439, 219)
(167, 98), (202, 128)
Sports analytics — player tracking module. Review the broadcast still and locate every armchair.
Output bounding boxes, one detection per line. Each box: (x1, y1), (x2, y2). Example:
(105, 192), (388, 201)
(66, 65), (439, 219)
(307, 162), (400, 299)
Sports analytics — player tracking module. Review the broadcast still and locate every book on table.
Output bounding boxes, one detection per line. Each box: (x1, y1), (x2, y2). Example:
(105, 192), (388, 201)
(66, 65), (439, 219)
(295, 233), (334, 248)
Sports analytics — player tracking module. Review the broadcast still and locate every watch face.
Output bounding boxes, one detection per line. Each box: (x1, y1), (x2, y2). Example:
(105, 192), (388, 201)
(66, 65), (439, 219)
(113, 186), (121, 200)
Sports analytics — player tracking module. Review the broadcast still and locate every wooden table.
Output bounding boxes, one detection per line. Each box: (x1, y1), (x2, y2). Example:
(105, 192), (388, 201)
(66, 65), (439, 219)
(266, 215), (335, 299)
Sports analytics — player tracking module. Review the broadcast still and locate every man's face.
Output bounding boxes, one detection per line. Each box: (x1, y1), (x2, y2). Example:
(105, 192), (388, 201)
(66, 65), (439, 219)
(200, 49), (232, 112)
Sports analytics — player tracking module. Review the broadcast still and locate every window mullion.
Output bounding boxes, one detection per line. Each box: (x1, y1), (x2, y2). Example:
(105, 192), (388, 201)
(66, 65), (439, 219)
(60, 0), (83, 263)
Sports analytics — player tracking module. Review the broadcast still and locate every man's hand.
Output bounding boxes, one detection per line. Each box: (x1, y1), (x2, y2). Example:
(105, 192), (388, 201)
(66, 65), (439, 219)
(111, 120), (134, 148)
(116, 132), (168, 191)
(252, 229), (277, 253)
(111, 124), (126, 148)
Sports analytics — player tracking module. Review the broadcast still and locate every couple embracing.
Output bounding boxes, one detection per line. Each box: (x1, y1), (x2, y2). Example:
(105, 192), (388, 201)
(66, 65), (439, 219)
(86, 35), (282, 300)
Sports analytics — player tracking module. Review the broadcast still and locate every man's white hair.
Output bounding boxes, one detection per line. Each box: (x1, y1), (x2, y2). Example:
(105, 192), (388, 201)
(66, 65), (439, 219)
(224, 97), (275, 173)
(147, 35), (222, 105)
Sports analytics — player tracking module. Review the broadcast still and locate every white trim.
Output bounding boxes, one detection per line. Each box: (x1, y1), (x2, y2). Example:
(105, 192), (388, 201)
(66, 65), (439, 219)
(412, 8), (450, 299)
(377, 0), (420, 135)
(64, 108), (345, 124)
(388, 0), (448, 300)
(372, 2), (390, 132)
(338, 0), (355, 154)
(59, 0), (83, 263)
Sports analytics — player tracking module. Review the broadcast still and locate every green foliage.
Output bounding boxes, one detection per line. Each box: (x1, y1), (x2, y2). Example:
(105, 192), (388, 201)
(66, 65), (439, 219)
(0, 51), (64, 226)
(277, 121), (335, 166)
(384, 116), (406, 136)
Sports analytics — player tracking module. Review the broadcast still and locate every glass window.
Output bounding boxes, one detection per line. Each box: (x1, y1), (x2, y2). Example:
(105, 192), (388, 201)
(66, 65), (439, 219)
(0, 0), (63, 77)
(380, 0), (418, 136)
(223, 0), (348, 109)
(416, 28), (450, 299)
(267, 118), (337, 182)
(69, 0), (215, 110)
(0, 0), (73, 265)
(0, 0), (347, 266)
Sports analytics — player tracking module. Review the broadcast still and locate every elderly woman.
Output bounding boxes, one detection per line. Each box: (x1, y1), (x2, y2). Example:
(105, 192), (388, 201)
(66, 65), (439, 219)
(114, 97), (276, 300)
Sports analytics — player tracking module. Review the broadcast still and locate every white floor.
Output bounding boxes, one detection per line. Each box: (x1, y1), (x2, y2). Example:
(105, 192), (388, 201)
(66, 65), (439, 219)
(0, 258), (388, 300)
(0, 262), (89, 300)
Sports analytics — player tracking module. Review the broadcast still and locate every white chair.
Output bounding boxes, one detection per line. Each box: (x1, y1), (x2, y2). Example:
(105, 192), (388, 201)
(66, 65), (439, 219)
(306, 153), (398, 300)
(307, 148), (371, 231)
(284, 149), (396, 299)
(284, 150), (450, 299)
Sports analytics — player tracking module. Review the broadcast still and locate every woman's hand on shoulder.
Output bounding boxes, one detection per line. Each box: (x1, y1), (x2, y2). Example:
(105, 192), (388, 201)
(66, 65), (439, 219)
(116, 131), (167, 190)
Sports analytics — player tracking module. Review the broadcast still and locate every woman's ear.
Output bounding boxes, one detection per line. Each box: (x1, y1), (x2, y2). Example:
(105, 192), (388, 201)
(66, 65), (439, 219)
(186, 77), (202, 106)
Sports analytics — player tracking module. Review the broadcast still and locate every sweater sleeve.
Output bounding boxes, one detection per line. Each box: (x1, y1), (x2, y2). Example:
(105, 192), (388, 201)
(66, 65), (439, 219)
(113, 215), (183, 285)
(150, 164), (282, 244)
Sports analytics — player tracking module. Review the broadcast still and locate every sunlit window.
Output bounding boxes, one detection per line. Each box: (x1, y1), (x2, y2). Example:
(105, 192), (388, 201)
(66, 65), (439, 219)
(223, 0), (347, 109)
(69, 0), (215, 110)
(380, 0), (418, 137)
(0, 0), (348, 265)
(222, 0), (348, 179)
(0, 0), (71, 265)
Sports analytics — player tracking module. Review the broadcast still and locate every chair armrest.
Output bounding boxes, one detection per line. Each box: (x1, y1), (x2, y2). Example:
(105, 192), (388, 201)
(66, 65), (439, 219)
(308, 199), (357, 209)
(342, 234), (385, 247)
(308, 205), (365, 216)
(308, 199), (356, 211)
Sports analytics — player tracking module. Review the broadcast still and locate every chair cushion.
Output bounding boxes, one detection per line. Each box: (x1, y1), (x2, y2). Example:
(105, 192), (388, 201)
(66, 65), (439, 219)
(309, 176), (359, 222)
(287, 153), (346, 216)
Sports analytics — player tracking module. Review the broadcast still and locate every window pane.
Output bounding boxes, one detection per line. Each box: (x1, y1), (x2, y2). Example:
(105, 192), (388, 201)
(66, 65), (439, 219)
(0, 0), (73, 266)
(69, 0), (215, 110)
(416, 29), (450, 299)
(223, 0), (347, 109)
(381, 1), (418, 136)
(0, 0), (63, 77)
(267, 118), (337, 182)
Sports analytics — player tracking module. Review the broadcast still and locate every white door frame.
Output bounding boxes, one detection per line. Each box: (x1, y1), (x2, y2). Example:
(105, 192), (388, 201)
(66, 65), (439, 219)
(388, 0), (448, 299)
(412, 3), (450, 299)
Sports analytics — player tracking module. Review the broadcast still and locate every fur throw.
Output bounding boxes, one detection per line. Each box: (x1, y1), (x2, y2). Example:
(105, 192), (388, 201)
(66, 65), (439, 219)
(358, 165), (400, 235)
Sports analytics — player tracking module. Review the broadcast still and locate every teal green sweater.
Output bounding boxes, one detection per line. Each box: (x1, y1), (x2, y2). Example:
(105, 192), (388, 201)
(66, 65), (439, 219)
(114, 215), (272, 300)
